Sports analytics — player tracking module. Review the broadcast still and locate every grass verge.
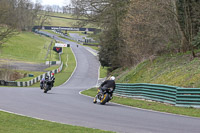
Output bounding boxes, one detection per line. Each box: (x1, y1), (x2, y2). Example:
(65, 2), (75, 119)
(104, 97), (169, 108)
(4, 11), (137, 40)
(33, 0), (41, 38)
(100, 66), (108, 78)
(0, 111), (114, 133)
(15, 70), (44, 82)
(81, 88), (200, 118)
(31, 47), (76, 87)
(54, 47), (76, 86)
(114, 54), (200, 88)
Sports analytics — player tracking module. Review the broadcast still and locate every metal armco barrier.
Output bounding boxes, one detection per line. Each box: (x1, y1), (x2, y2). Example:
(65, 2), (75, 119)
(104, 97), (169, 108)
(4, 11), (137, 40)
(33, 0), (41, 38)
(115, 83), (200, 108)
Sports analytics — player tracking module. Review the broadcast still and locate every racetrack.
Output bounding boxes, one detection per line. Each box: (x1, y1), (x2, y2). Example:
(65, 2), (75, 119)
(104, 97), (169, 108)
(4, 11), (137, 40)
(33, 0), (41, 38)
(0, 32), (200, 133)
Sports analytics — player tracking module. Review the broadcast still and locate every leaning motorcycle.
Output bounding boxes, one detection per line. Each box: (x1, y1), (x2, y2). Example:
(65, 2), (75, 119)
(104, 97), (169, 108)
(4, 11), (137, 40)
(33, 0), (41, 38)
(40, 77), (54, 93)
(43, 79), (53, 93)
(93, 87), (113, 105)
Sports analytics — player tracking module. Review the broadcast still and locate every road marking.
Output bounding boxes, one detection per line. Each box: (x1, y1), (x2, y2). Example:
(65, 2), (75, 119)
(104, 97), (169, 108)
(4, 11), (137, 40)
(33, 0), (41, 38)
(79, 90), (200, 119)
(85, 48), (97, 56)
(58, 47), (77, 86)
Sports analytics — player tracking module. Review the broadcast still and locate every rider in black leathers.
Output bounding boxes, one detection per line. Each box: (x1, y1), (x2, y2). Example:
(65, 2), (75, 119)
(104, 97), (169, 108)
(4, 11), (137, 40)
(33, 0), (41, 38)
(99, 76), (116, 97)
(93, 76), (116, 103)
(40, 73), (55, 90)
(93, 76), (115, 103)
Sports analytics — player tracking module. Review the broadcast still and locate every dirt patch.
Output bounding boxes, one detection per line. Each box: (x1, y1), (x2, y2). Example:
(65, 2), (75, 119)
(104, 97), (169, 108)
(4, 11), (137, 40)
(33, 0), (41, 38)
(0, 59), (49, 72)
(0, 69), (25, 81)
(0, 59), (51, 81)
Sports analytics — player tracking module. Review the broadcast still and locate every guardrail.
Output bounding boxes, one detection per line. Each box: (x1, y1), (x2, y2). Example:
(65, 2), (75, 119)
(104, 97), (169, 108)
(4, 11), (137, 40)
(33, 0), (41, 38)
(115, 83), (200, 108)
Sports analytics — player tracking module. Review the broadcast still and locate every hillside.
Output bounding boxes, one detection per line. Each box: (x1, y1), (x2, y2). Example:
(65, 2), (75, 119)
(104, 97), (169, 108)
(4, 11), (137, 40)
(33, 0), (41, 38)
(46, 12), (97, 28)
(0, 32), (56, 63)
(114, 53), (200, 88)
(0, 32), (58, 81)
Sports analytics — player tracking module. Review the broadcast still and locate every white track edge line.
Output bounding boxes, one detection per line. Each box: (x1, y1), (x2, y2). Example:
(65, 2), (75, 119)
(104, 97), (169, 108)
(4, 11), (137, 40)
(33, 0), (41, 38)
(58, 46), (77, 87)
(79, 90), (200, 119)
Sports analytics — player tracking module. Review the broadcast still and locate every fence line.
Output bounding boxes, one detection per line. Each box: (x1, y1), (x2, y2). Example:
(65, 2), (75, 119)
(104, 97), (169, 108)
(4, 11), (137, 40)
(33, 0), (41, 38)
(115, 83), (200, 108)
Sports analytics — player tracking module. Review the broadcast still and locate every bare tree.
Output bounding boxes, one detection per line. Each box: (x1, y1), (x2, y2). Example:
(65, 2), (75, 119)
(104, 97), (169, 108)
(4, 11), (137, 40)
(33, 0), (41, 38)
(120, 0), (187, 66)
(0, 0), (50, 45)
(0, 0), (18, 45)
(35, 5), (52, 30)
(175, 0), (200, 57)
(70, 0), (129, 69)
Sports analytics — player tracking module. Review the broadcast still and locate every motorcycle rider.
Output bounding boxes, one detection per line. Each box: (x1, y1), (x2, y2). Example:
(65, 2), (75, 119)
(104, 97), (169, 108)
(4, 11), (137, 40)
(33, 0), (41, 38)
(93, 76), (116, 103)
(40, 73), (55, 90)
(40, 77), (45, 89)
(100, 76), (116, 94)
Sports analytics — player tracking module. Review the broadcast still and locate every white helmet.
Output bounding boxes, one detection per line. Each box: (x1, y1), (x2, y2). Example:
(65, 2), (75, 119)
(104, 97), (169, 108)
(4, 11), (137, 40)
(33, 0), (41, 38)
(110, 76), (115, 80)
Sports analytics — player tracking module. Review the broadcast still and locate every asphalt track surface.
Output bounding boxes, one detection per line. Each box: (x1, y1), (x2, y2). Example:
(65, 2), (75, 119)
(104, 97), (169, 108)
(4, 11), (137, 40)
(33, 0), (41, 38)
(0, 32), (200, 133)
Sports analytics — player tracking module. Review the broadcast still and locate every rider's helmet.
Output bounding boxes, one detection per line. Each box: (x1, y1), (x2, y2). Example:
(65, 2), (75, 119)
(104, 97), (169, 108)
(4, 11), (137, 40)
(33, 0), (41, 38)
(110, 76), (115, 80)
(51, 73), (54, 76)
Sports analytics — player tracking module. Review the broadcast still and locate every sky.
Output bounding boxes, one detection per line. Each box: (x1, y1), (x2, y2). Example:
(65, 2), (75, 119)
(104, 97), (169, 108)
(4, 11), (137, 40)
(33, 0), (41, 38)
(31, 0), (71, 6)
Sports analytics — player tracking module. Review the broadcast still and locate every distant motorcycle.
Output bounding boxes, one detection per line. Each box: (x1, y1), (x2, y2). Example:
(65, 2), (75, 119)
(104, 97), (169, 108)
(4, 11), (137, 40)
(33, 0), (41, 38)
(93, 87), (113, 105)
(40, 76), (55, 93)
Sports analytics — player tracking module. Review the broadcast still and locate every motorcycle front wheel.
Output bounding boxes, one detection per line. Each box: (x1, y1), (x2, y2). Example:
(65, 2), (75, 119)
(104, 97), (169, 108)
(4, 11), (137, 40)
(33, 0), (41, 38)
(44, 84), (49, 93)
(100, 93), (109, 105)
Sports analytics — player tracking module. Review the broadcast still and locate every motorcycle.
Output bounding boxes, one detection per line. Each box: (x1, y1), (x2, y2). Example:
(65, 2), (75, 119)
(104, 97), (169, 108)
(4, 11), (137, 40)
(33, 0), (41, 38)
(93, 87), (113, 105)
(40, 76), (55, 93)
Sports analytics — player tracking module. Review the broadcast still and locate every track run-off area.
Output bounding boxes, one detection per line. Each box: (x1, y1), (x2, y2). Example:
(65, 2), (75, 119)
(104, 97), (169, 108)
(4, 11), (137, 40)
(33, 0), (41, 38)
(0, 31), (200, 133)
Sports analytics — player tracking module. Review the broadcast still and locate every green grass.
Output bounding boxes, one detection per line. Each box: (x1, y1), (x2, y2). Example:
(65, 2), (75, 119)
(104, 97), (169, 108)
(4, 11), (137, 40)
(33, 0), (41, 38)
(42, 12), (97, 28)
(45, 65), (59, 71)
(85, 45), (99, 51)
(114, 54), (200, 88)
(31, 47), (76, 87)
(53, 47), (76, 86)
(0, 32), (54, 63)
(0, 32), (60, 82)
(15, 71), (44, 82)
(81, 88), (200, 118)
(100, 66), (108, 78)
(48, 17), (76, 27)
(50, 12), (74, 18)
(0, 111), (114, 133)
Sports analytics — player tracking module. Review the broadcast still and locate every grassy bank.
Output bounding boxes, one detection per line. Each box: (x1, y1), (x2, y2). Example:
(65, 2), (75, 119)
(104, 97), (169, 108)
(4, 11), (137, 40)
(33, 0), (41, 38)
(114, 54), (200, 88)
(85, 52), (200, 117)
(1, 32), (54, 63)
(100, 66), (108, 78)
(0, 32), (60, 82)
(53, 47), (76, 86)
(45, 12), (96, 28)
(81, 88), (200, 118)
(0, 111), (114, 133)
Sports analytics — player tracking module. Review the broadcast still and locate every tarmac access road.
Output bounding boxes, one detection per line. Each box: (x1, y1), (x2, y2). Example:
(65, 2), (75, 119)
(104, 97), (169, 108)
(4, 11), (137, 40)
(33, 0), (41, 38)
(0, 31), (200, 133)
